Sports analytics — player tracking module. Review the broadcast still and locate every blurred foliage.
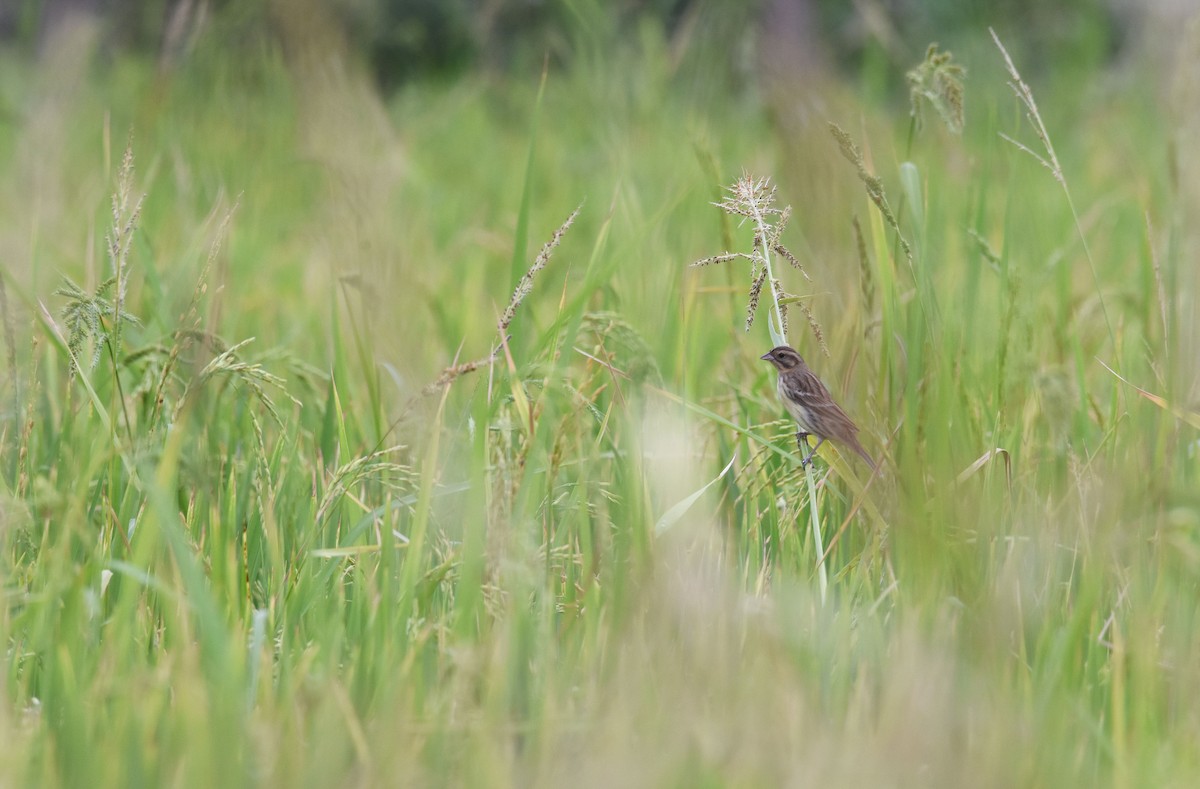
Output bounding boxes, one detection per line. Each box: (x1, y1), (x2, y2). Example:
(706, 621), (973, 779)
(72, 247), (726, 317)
(3, 0), (1125, 90)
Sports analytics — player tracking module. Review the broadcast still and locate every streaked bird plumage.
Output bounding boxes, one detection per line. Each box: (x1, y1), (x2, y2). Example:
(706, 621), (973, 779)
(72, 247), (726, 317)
(761, 345), (875, 469)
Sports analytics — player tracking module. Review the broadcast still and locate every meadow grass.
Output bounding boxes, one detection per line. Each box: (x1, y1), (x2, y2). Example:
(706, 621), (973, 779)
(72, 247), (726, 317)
(1, 20), (1198, 788)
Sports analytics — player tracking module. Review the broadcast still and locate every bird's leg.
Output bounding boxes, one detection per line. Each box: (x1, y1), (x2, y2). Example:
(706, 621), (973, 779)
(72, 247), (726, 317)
(801, 436), (825, 468)
(795, 431), (810, 455)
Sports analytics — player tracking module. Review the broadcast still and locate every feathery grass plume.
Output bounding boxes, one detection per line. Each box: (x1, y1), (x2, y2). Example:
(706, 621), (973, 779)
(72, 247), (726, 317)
(54, 142), (144, 396)
(55, 275), (142, 376)
(989, 29), (1062, 184)
(829, 123), (914, 268)
(107, 141), (144, 368)
(907, 43), (966, 135)
(692, 174), (821, 349)
(499, 204), (581, 334)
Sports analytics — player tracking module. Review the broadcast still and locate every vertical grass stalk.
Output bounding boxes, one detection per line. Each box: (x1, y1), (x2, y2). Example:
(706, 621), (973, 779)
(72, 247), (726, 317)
(694, 175), (829, 598)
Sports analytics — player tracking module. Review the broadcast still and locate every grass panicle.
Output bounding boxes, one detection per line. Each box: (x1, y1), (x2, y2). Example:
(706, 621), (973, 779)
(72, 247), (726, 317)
(990, 28), (1063, 183)
(106, 141), (144, 369)
(694, 174), (823, 350)
(55, 275), (142, 375)
(745, 262), (768, 332)
(171, 337), (299, 428)
(498, 204), (581, 335)
(906, 43), (967, 135)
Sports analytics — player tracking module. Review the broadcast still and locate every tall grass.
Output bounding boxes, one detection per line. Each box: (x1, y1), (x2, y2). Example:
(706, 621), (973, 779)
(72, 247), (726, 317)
(0, 19), (1197, 788)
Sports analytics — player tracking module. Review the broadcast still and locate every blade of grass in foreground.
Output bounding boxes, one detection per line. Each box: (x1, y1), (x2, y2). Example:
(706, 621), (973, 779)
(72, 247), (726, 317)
(655, 455), (736, 534)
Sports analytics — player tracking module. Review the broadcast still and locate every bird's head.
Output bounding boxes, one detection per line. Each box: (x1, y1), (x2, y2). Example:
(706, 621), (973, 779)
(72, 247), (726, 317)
(760, 346), (805, 371)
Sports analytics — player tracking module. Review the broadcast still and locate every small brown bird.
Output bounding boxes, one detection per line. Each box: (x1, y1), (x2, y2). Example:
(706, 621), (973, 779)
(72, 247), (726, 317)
(761, 345), (875, 470)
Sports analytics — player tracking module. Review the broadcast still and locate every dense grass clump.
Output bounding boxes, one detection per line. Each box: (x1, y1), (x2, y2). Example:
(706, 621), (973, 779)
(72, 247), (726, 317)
(0, 18), (1198, 788)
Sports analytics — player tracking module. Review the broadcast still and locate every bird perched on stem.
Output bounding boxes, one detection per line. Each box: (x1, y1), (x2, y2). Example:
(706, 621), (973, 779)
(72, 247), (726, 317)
(761, 345), (875, 470)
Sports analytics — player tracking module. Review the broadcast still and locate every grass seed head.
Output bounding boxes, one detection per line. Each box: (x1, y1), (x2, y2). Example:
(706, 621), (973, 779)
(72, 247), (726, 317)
(907, 43), (967, 135)
(696, 174), (826, 349)
(498, 205), (581, 334)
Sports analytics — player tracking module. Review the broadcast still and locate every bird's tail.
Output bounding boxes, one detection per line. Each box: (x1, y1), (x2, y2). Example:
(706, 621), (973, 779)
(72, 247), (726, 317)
(850, 439), (876, 471)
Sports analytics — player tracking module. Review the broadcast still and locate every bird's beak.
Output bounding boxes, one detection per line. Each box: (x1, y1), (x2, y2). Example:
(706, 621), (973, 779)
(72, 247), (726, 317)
(760, 352), (772, 361)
